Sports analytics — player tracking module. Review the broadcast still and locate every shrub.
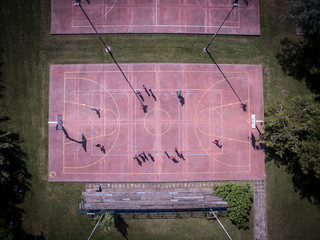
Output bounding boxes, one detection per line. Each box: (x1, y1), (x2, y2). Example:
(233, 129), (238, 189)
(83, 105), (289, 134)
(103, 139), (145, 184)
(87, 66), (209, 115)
(212, 183), (253, 229)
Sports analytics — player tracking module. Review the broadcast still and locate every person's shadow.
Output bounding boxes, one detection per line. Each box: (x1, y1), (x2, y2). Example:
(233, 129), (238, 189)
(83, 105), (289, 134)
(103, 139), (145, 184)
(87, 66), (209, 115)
(179, 96), (185, 106)
(96, 110), (101, 118)
(101, 146), (105, 153)
(148, 153), (155, 162)
(136, 158), (142, 166)
(172, 158), (179, 163)
(138, 94), (144, 102)
(151, 92), (157, 101)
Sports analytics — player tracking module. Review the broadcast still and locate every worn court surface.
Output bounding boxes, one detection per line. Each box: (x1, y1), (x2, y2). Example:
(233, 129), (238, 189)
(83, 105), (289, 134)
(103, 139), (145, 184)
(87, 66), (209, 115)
(48, 63), (264, 182)
(51, 0), (260, 35)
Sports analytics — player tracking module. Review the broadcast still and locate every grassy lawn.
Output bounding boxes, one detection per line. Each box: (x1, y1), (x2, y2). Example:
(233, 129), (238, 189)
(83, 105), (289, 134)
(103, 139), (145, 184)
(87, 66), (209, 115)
(89, 215), (253, 240)
(1, 0), (320, 239)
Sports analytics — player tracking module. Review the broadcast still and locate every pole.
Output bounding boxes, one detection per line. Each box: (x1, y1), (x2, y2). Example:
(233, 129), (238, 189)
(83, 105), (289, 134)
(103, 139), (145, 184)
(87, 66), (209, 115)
(75, 3), (147, 112)
(211, 210), (232, 240)
(88, 213), (104, 240)
(205, 4), (239, 51)
(205, 49), (246, 111)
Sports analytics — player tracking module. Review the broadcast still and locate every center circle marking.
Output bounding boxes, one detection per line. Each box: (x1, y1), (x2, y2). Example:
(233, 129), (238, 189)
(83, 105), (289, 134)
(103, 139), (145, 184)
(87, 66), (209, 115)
(144, 108), (171, 136)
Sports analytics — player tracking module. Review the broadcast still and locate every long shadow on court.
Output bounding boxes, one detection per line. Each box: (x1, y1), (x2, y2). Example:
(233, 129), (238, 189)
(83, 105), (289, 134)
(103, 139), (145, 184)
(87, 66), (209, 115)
(205, 49), (246, 111)
(76, 3), (148, 113)
(62, 127), (87, 152)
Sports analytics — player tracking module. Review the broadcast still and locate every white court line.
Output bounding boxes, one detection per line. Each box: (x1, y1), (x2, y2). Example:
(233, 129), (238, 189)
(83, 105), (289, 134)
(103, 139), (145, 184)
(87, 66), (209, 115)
(73, 24), (241, 29)
(188, 153), (223, 156)
(70, 88), (223, 93)
(196, 0), (229, 23)
(48, 121), (57, 124)
(72, 2), (240, 28)
(156, 0), (158, 26)
(91, 91), (94, 156)
(89, 0), (118, 22)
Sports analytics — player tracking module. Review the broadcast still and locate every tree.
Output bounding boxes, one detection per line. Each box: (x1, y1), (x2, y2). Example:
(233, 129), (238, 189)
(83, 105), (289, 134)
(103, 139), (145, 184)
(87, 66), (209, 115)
(277, 0), (320, 93)
(276, 36), (320, 93)
(0, 132), (27, 184)
(259, 95), (320, 179)
(212, 183), (253, 229)
(285, 0), (320, 35)
(0, 226), (14, 240)
(0, 132), (14, 183)
(0, 131), (33, 239)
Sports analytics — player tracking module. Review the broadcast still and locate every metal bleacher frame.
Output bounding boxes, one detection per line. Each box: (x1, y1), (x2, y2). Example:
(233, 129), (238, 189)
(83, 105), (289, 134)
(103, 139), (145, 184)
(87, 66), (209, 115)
(78, 198), (227, 219)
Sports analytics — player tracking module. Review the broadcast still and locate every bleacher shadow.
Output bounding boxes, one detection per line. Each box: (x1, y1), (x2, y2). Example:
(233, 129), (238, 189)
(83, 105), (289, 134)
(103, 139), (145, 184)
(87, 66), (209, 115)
(114, 214), (129, 240)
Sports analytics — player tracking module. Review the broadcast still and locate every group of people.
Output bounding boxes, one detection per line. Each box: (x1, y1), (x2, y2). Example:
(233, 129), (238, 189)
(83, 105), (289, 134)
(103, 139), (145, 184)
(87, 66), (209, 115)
(133, 152), (154, 166)
(90, 89), (222, 161)
(134, 85), (157, 101)
(134, 86), (184, 105)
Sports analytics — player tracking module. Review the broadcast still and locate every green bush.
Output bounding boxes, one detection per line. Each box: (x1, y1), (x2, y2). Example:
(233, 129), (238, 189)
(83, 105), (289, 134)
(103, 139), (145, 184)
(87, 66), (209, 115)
(94, 213), (114, 232)
(212, 183), (253, 229)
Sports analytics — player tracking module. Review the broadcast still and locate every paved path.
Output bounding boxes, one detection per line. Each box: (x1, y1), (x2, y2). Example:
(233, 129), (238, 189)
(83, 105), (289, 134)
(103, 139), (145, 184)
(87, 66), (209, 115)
(85, 181), (223, 192)
(254, 179), (267, 240)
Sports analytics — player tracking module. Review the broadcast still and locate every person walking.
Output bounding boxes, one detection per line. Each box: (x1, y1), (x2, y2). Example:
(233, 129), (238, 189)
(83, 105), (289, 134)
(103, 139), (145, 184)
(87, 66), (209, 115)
(135, 89), (144, 101)
(143, 85), (150, 96)
(212, 139), (222, 148)
(177, 90), (182, 98)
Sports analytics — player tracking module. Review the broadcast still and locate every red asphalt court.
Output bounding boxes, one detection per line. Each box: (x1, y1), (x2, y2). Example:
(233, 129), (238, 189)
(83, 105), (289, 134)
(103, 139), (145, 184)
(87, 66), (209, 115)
(48, 64), (264, 182)
(51, 0), (260, 35)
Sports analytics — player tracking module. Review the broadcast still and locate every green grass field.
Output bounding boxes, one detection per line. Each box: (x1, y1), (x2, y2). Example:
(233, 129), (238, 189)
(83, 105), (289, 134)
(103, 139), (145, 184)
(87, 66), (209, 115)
(1, 0), (320, 239)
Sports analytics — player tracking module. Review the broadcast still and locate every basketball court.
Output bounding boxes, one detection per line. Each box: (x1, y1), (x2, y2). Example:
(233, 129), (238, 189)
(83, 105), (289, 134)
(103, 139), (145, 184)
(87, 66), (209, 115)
(48, 63), (264, 182)
(51, 0), (260, 35)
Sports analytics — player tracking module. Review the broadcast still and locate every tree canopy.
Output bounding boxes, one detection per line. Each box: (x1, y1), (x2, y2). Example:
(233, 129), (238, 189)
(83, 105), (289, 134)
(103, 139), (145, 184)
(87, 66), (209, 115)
(285, 0), (320, 35)
(259, 95), (320, 179)
(277, 0), (320, 93)
(212, 183), (253, 230)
